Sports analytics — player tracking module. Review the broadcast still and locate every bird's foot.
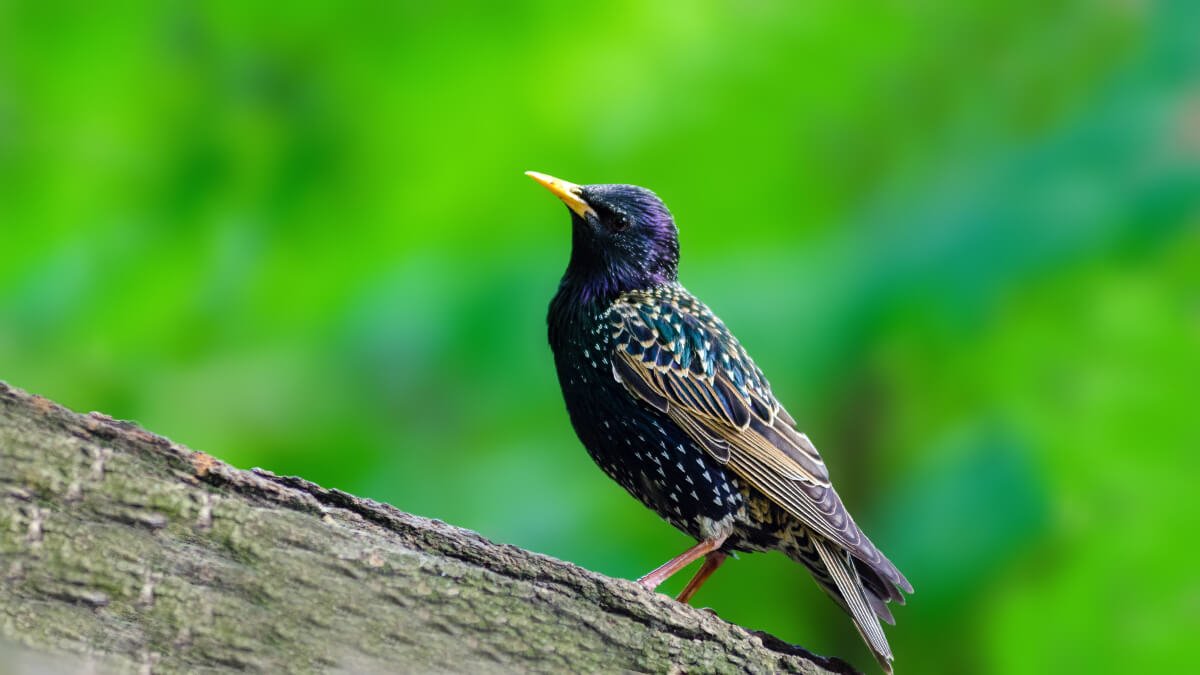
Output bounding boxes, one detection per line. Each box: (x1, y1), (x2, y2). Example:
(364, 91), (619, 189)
(636, 575), (664, 592)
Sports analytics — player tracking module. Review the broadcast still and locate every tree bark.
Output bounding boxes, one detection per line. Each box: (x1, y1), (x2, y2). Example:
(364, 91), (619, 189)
(0, 381), (857, 674)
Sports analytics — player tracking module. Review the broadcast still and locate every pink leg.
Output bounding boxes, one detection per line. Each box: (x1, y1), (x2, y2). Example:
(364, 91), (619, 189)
(637, 535), (728, 592)
(676, 551), (728, 603)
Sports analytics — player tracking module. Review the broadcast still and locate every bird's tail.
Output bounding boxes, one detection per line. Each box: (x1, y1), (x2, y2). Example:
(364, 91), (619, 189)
(787, 534), (895, 674)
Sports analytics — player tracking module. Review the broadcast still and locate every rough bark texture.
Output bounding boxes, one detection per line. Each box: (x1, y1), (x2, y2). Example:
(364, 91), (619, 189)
(0, 381), (857, 674)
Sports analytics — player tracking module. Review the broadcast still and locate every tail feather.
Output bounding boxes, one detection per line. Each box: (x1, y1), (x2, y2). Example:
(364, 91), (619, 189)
(855, 557), (905, 610)
(812, 537), (894, 674)
(864, 586), (896, 626)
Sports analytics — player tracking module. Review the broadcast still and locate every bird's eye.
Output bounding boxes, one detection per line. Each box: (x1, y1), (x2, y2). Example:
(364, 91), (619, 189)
(611, 214), (631, 233)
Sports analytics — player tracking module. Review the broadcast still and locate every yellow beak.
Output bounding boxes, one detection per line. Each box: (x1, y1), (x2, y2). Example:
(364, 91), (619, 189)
(525, 171), (597, 219)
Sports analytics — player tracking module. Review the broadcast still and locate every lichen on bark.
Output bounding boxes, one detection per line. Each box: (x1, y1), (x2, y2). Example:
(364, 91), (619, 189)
(0, 381), (855, 674)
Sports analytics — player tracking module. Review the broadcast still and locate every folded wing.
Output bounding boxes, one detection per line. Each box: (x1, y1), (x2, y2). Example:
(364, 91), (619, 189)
(606, 286), (912, 597)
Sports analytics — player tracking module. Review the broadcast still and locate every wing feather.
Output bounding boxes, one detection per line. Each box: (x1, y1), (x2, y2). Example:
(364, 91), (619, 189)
(607, 287), (912, 594)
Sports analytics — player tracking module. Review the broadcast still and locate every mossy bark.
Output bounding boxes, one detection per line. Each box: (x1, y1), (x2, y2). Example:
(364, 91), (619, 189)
(0, 381), (855, 674)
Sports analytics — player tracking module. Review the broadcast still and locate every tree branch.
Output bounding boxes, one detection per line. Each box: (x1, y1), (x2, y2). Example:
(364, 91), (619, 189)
(0, 381), (857, 674)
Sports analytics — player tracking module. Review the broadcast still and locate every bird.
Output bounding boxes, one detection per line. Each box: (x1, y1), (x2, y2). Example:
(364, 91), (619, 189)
(529, 171), (913, 673)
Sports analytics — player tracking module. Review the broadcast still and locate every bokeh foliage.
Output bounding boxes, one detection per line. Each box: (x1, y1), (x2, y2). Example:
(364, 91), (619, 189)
(1, 2), (1197, 672)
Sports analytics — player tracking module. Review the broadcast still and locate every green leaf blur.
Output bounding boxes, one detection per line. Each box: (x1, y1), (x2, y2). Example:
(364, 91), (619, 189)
(2, 2), (1196, 672)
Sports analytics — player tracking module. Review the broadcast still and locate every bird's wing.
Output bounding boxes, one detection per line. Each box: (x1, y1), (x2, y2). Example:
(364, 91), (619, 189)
(606, 286), (911, 594)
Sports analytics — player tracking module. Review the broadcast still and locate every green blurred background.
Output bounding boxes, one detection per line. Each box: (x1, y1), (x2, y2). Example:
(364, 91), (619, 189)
(2, 2), (1197, 672)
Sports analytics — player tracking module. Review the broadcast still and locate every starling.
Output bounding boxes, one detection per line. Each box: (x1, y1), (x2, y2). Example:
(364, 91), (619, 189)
(530, 171), (913, 673)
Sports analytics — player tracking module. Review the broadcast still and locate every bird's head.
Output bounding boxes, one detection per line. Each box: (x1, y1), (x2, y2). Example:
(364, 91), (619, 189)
(528, 171), (679, 302)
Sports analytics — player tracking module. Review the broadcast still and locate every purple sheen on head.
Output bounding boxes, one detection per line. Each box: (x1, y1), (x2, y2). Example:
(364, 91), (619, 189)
(561, 183), (680, 304)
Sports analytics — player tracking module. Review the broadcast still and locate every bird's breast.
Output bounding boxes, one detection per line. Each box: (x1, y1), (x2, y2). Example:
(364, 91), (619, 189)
(547, 298), (748, 541)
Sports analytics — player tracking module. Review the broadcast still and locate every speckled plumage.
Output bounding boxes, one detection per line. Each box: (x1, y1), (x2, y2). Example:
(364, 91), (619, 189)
(535, 175), (912, 673)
